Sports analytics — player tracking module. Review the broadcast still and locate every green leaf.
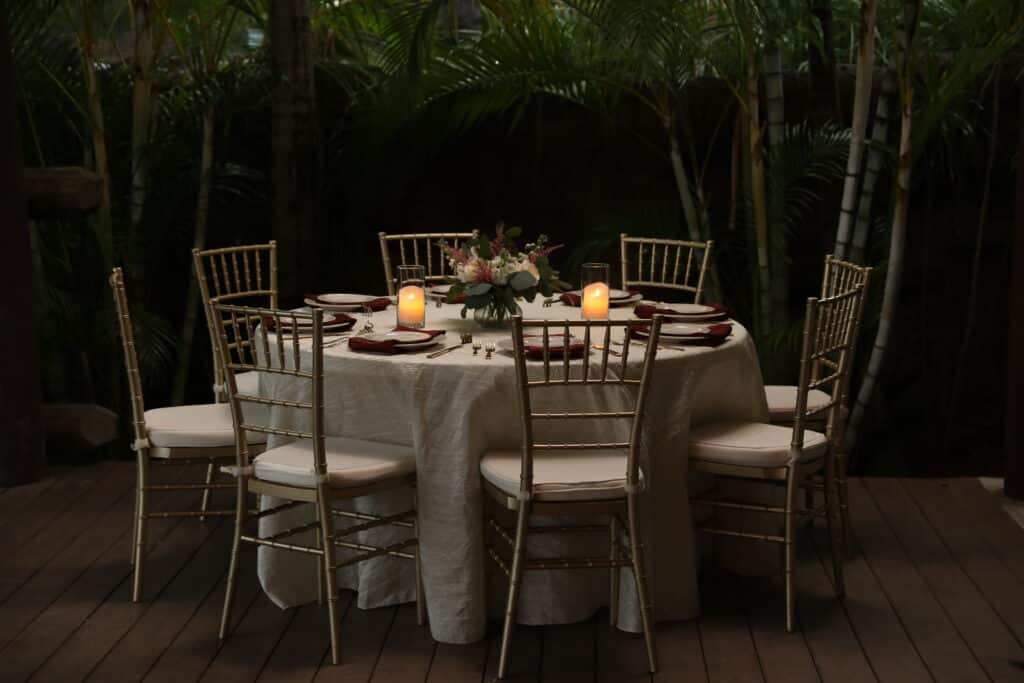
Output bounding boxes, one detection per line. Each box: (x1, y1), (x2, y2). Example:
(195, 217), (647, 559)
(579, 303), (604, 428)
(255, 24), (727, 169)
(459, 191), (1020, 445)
(508, 270), (537, 292)
(467, 282), (493, 296)
(465, 293), (492, 309)
(505, 226), (523, 239)
(476, 235), (492, 259)
(446, 282), (466, 303)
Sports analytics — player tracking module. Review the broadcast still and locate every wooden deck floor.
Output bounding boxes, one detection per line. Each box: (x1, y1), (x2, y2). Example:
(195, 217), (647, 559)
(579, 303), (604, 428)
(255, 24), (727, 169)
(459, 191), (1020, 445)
(2, 461), (1024, 682)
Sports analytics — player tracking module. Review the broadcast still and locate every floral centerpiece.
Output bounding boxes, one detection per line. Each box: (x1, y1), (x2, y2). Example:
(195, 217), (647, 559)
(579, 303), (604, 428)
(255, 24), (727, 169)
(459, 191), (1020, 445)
(440, 224), (568, 327)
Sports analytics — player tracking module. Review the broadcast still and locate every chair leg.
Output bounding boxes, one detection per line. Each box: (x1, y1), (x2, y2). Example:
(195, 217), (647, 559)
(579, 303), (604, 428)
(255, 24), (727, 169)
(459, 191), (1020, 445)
(131, 452), (149, 603)
(497, 502), (530, 680)
(608, 513), (620, 627)
(199, 461), (215, 523)
(317, 486), (342, 665)
(837, 450), (853, 558)
(413, 488), (426, 627)
(314, 503), (324, 606)
(626, 495), (657, 674)
(824, 457), (846, 598)
(219, 477), (248, 639)
(803, 486), (816, 527)
(784, 467), (798, 633)
(129, 464), (141, 566)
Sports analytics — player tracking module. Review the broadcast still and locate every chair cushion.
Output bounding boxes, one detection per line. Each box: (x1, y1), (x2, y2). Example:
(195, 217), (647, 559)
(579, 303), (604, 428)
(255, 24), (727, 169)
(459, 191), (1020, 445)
(764, 385), (838, 423)
(253, 437), (416, 488)
(145, 403), (266, 450)
(480, 449), (633, 502)
(688, 421), (828, 469)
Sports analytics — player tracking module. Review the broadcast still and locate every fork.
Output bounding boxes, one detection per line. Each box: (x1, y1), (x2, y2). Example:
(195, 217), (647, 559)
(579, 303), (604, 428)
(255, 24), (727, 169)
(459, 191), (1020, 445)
(426, 332), (473, 358)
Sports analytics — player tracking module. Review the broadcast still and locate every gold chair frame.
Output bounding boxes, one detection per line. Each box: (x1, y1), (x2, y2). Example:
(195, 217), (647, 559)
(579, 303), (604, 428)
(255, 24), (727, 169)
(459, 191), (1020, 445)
(486, 315), (664, 678)
(378, 231), (477, 295)
(213, 303), (423, 665)
(619, 234), (714, 303)
(110, 267), (239, 603)
(692, 286), (864, 631)
(193, 242), (279, 518)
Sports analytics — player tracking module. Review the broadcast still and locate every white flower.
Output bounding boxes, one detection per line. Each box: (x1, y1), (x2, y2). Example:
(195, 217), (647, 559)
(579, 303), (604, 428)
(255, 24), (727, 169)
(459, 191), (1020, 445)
(518, 260), (539, 281)
(459, 259), (481, 283)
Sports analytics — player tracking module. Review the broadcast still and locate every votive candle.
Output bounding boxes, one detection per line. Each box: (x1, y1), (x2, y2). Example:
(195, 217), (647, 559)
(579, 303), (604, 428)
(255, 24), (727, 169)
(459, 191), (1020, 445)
(396, 265), (427, 328)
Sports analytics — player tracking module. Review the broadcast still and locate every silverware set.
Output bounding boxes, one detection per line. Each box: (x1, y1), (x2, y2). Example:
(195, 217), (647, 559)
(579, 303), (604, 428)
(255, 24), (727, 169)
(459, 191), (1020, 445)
(426, 333), (474, 359)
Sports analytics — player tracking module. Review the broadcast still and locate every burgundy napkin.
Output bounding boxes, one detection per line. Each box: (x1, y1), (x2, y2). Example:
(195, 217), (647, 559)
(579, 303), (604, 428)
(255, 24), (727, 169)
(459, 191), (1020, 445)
(262, 312), (355, 332)
(305, 294), (391, 311)
(629, 322), (733, 347)
(348, 327), (446, 354)
(559, 289), (641, 307)
(521, 334), (586, 360)
(633, 302), (729, 319)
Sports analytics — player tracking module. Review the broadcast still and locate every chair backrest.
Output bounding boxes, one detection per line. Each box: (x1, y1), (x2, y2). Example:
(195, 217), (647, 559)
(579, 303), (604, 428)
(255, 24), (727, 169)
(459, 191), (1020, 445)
(508, 315), (664, 501)
(817, 255), (872, 396)
(193, 243), (279, 399)
(211, 303), (325, 478)
(620, 234), (714, 303)
(109, 267), (148, 451)
(378, 231), (477, 295)
(790, 285), (865, 454)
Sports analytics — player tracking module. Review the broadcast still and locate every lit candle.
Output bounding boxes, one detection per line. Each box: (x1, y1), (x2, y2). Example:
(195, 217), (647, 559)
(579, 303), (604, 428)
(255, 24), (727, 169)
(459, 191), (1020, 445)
(582, 282), (609, 320)
(397, 285), (426, 327)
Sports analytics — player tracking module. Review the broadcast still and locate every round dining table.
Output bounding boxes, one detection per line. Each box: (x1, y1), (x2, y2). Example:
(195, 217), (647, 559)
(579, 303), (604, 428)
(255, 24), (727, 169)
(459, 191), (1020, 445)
(255, 295), (769, 644)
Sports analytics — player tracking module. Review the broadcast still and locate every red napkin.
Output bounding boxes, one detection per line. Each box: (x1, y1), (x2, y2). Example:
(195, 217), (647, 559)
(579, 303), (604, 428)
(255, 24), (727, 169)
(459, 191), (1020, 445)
(305, 295), (391, 311)
(520, 334), (586, 360)
(348, 327), (446, 354)
(629, 322), (733, 347)
(633, 303), (729, 319)
(447, 292), (467, 304)
(262, 312), (355, 332)
(559, 289), (641, 307)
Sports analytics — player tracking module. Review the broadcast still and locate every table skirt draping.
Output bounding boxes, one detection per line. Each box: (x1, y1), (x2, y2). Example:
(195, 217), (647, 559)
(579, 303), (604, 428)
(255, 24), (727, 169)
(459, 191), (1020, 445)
(254, 300), (769, 644)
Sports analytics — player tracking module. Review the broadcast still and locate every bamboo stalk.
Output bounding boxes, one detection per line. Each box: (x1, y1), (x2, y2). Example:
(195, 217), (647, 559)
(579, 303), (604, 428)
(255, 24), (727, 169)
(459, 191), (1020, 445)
(850, 70), (895, 264)
(834, 0), (877, 260)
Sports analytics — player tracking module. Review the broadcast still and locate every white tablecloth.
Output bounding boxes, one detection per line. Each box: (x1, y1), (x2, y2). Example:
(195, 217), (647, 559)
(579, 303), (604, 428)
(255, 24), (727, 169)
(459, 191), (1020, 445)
(255, 298), (768, 644)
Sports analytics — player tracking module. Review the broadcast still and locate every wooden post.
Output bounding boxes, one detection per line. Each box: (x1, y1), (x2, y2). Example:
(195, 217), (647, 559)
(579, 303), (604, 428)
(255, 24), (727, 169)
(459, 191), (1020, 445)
(270, 0), (321, 304)
(0, 13), (46, 485)
(1006, 83), (1024, 500)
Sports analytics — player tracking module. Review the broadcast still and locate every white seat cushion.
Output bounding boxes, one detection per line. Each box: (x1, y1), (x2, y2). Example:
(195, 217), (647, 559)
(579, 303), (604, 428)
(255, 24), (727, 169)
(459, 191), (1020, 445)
(764, 385), (837, 423)
(480, 449), (633, 502)
(688, 421), (828, 469)
(253, 437), (416, 488)
(145, 403), (266, 450)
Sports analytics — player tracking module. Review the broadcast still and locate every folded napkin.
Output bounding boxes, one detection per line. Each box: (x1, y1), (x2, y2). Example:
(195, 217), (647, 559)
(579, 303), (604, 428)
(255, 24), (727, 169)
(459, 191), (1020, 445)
(521, 334), (587, 360)
(348, 327), (446, 354)
(262, 312), (355, 332)
(305, 295), (391, 311)
(559, 289), (641, 307)
(633, 302), (729, 319)
(629, 322), (733, 347)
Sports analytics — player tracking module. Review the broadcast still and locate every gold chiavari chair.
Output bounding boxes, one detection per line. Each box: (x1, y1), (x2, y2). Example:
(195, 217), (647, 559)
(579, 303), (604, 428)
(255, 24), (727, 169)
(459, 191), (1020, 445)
(619, 234), (714, 303)
(763, 255), (872, 553)
(482, 315), (664, 679)
(689, 286), (864, 631)
(378, 231), (477, 295)
(109, 267), (266, 602)
(213, 303), (423, 665)
(193, 242), (278, 518)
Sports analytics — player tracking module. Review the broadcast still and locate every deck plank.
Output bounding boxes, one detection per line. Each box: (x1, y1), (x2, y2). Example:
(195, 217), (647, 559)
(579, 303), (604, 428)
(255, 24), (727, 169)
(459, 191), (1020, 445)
(904, 478), (1024, 649)
(744, 575), (820, 683)
(368, 603), (436, 682)
(201, 592), (297, 682)
(697, 573), (765, 683)
(538, 619), (595, 682)
(653, 620), (707, 683)
(257, 594), (353, 683)
(807, 526), (930, 683)
(865, 478), (1024, 682)
(313, 602), (397, 683)
(483, 625), (542, 683)
(595, 618), (653, 683)
(144, 544), (261, 683)
(426, 639), (488, 683)
(0, 476), (204, 680)
(946, 478), (1024, 583)
(847, 478), (988, 683)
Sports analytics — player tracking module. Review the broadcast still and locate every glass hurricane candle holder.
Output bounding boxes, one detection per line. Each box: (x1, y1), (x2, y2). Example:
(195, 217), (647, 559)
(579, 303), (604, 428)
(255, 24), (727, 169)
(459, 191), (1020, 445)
(396, 265), (426, 328)
(580, 262), (610, 320)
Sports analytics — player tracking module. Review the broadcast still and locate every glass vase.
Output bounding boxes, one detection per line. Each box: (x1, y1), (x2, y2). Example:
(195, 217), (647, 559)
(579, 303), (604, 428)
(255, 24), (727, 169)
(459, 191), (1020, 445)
(472, 296), (521, 329)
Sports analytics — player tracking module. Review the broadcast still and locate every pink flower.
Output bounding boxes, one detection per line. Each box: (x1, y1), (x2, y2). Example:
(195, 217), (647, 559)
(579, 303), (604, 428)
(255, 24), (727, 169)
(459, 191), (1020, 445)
(529, 243), (563, 263)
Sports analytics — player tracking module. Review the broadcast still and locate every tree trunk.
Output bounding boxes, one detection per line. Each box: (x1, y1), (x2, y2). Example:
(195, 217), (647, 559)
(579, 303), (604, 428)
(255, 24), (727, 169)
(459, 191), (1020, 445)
(763, 44), (785, 149)
(845, 0), (921, 456)
(172, 106), (215, 405)
(79, 4), (112, 266)
(808, 0), (840, 124)
(271, 0), (321, 304)
(131, 0), (155, 283)
(834, 0), (876, 260)
(0, 12), (46, 484)
(1004, 80), (1024, 499)
(850, 69), (894, 264)
(748, 60), (772, 340)
(666, 118), (703, 243)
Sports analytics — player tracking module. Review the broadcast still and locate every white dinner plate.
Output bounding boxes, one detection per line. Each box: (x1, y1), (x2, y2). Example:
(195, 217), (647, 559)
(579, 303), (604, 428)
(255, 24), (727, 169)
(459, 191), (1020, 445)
(658, 323), (713, 337)
(305, 293), (380, 311)
(497, 333), (581, 353)
(426, 284), (455, 299)
(637, 301), (727, 320)
(357, 330), (440, 350)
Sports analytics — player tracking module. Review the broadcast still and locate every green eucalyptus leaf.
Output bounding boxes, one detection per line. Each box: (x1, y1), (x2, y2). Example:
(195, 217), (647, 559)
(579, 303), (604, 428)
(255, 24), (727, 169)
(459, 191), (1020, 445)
(467, 282), (493, 296)
(505, 226), (522, 239)
(508, 270), (536, 292)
